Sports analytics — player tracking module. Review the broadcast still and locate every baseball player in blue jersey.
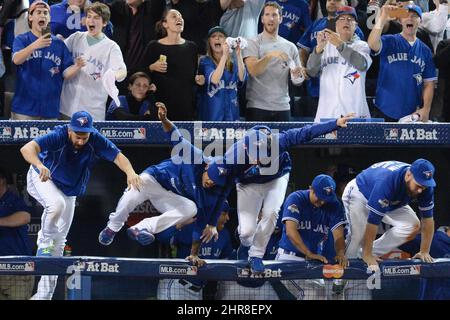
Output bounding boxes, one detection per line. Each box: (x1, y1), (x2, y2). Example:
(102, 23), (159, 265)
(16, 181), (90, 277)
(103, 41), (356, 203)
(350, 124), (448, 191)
(156, 203), (233, 300)
(98, 104), (233, 258)
(210, 114), (352, 274)
(276, 174), (348, 300)
(297, 0), (365, 102)
(11, 1), (85, 120)
(342, 159), (436, 271)
(367, 3), (437, 121)
(20, 110), (142, 300)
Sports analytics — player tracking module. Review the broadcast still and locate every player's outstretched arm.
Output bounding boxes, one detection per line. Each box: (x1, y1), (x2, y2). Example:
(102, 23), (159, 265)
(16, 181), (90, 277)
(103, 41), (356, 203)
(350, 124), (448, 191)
(113, 153), (142, 191)
(361, 223), (382, 270)
(336, 113), (355, 128)
(20, 141), (51, 182)
(332, 226), (349, 268)
(156, 102), (175, 132)
(413, 217), (435, 263)
(186, 240), (206, 267)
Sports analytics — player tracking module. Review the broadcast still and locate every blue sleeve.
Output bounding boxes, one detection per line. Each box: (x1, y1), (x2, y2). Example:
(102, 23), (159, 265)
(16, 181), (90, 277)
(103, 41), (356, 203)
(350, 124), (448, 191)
(281, 192), (302, 224)
(329, 202), (347, 231)
(13, 195), (29, 213)
(12, 35), (27, 55)
(156, 226), (177, 244)
(422, 49), (437, 81)
(34, 128), (66, 151)
(200, 57), (215, 86)
(192, 223), (202, 242)
(297, 23), (313, 50)
(300, 1), (312, 30)
(355, 26), (365, 41)
(418, 187), (434, 218)
(60, 39), (74, 72)
(207, 185), (233, 227)
(220, 230), (233, 259)
(278, 120), (338, 150)
(167, 126), (204, 165)
(376, 34), (393, 56)
(366, 180), (393, 225)
(91, 132), (121, 162)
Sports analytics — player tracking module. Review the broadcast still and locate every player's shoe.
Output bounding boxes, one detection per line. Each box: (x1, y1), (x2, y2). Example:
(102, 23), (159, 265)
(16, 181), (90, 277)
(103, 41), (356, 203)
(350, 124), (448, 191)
(36, 247), (53, 257)
(237, 245), (250, 260)
(98, 227), (116, 246)
(249, 257), (265, 274)
(127, 227), (155, 245)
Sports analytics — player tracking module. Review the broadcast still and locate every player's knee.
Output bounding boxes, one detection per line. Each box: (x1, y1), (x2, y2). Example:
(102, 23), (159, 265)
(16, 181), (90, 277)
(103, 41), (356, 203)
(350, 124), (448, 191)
(46, 198), (66, 217)
(406, 223), (421, 240)
(240, 225), (257, 241)
(185, 202), (197, 218)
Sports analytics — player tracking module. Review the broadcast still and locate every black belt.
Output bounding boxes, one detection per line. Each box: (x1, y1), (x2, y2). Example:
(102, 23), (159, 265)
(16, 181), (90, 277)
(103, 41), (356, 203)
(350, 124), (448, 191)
(279, 248), (305, 258)
(178, 279), (202, 292)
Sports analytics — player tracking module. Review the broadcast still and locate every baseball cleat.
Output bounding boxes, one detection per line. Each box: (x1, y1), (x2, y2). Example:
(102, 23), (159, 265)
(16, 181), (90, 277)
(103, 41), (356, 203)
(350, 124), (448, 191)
(37, 246), (53, 257)
(249, 257), (265, 274)
(98, 227), (116, 246)
(127, 227), (155, 245)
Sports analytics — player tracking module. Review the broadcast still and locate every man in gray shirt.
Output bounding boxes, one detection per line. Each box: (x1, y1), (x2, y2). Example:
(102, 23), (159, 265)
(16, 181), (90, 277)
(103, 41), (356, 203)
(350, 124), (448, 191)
(243, 1), (303, 121)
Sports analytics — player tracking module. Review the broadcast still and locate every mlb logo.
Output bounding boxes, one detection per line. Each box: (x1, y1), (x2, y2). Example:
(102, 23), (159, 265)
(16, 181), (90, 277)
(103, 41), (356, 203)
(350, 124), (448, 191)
(24, 262), (35, 272)
(1, 127), (11, 137)
(384, 129), (398, 140)
(186, 266), (197, 275)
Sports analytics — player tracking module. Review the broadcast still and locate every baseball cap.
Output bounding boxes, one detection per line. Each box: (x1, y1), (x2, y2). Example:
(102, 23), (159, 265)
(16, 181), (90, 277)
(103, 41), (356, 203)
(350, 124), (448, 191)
(335, 6), (357, 20)
(312, 174), (338, 203)
(437, 226), (449, 233)
(207, 160), (228, 186)
(207, 26), (227, 38)
(29, 1), (50, 14)
(409, 158), (435, 187)
(69, 111), (95, 133)
(405, 4), (422, 18)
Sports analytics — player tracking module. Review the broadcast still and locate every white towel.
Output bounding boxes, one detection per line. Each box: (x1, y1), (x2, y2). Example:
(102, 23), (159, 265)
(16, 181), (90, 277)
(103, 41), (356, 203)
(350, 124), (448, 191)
(102, 69), (120, 107)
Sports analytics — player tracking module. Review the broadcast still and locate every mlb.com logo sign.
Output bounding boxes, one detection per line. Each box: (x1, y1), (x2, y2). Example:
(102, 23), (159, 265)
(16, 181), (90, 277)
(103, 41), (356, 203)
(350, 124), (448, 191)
(159, 265), (197, 276)
(382, 265), (421, 276)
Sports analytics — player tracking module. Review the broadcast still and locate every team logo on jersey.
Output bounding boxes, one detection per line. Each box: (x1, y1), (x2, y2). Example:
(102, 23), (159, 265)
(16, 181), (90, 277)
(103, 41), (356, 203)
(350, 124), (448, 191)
(344, 71), (360, 84)
(287, 204), (299, 214)
(378, 199), (389, 208)
(322, 264), (344, 279)
(382, 265), (421, 276)
(90, 72), (101, 80)
(413, 73), (423, 85)
(49, 66), (60, 77)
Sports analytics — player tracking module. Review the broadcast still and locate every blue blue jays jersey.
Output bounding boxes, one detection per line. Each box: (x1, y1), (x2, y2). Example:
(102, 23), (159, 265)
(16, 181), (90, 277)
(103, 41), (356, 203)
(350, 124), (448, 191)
(279, 190), (346, 257)
(399, 231), (450, 259)
(12, 32), (74, 118)
(374, 34), (437, 119)
(50, 0), (113, 39)
(144, 127), (232, 228)
(34, 125), (120, 196)
(224, 120), (338, 185)
(0, 191), (32, 256)
(197, 56), (246, 121)
(297, 17), (365, 97)
(356, 161), (434, 225)
(106, 96), (151, 120)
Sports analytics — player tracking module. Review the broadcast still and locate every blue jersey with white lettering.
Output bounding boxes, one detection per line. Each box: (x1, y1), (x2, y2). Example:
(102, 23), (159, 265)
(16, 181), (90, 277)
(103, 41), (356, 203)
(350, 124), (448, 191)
(33, 125), (120, 196)
(356, 161), (434, 225)
(144, 127), (232, 228)
(12, 32), (74, 118)
(197, 55), (246, 121)
(374, 34), (437, 119)
(0, 190), (32, 256)
(297, 18), (365, 97)
(50, 0), (113, 39)
(223, 120), (338, 184)
(279, 190), (346, 257)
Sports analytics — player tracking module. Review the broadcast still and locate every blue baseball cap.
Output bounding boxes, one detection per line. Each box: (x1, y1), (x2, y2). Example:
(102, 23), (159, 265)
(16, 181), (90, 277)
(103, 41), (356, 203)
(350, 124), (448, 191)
(207, 160), (228, 186)
(69, 111), (95, 133)
(336, 6), (357, 20)
(405, 4), (422, 19)
(410, 158), (435, 187)
(207, 26), (227, 38)
(312, 174), (338, 202)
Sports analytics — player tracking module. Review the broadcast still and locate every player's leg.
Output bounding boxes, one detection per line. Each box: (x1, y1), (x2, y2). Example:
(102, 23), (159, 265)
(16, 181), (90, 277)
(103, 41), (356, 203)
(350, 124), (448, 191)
(236, 182), (263, 253)
(250, 174), (289, 259)
(372, 205), (420, 257)
(342, 179), (369, 258)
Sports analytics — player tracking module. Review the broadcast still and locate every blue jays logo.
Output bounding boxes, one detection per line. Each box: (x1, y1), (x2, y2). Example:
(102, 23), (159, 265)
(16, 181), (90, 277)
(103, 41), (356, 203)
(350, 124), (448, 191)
(49, 67), (60, 77)
(323, 186), (333, 195)
(413, 73), (422, 85)
(218, 167), (227, 175)
(287, 204), (299, 214)
(90, 72), (101, 80)
(77, 117), (89, 126)
(344, 71), (360, 84)
(378, 199), (389, 208)
(423, 170), (433, 179)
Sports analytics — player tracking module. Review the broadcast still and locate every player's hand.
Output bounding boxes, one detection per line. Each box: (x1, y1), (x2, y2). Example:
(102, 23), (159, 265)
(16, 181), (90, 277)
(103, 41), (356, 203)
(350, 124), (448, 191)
(150, 59), (167, 73)
(306, 252), (328, 264)
(413, 251), (434, 263)
(335, 255), (349, 269)
(33, 34), (52, 50)
(195, 74), (205, 86)
(37, 164), (51, 182)
(156, 102), (168, 122)
(127, 172), (142, 192)
(415, 108), (429, 122)
(200, 225), (218, 243)
(186, 255), (206, 267)
(363, 254), (382, 271)
(336, 113), (355, 128)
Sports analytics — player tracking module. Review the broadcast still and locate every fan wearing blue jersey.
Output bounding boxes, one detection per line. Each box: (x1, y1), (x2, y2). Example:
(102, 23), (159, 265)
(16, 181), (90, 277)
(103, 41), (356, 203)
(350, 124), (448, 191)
(343, 159), (436, 271)
(275, 174), (347, 300)
(20, 110), (142, 300)
(210, 114), (352, 274)
(98, 104), (233, 256)
(11, 1), (85, 120)
(367, 3), (437, 121)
